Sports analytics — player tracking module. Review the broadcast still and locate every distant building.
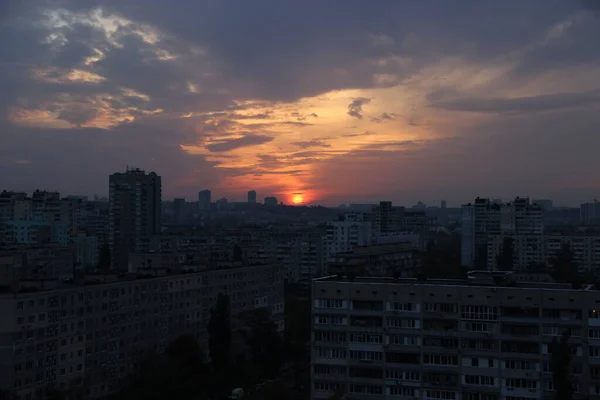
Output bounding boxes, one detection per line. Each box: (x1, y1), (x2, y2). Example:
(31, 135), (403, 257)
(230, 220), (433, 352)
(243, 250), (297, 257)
(173, 197), (185, 224)
(327, 242), (420, 278)
(581, 201), (600, 225)
(372, 201), (404, 233)
(461, 197), (543, 268)
(533, 199), (553, 212)
(264, 196), (278, 207)
(198, 189), (211, 211)
(109, 168), (162, 271)
(441, 200), (447, 209)
(247, 190), (257, 204)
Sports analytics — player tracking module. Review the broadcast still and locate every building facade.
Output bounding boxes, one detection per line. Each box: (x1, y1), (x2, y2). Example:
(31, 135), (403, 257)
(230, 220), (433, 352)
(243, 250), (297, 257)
(108, 169), (162, 271)
(0, 262), (284, 399)
(461, 198), (544, 268)
(311, 276), (600, 400)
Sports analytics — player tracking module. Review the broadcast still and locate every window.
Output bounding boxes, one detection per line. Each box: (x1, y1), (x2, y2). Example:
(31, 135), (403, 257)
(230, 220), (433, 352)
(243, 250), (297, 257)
(464, 322), (490, 332)
(389, 387), (415, 396)
(316, 299), (344, 309)
(349, 384), (382, 395)
(505, 360), (534, 370)
(349, 334), (382, 344)
(425, 390), (456, 399)
(506, 379), (537, 389)
(461, 305), (498, 320)
(423, 355), (458, 366)
(464, 375), (495, 386)
(316, 348), (346, 359)
(387, 318), (418, 329)
(349, 351), (382, 361)
(389, 302), (418, 312)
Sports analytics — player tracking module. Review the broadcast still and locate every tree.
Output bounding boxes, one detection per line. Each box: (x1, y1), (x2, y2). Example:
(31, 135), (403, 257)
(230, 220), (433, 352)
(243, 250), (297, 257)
(420, 232), (466, 279)
(233, 244), (243, 261)
(0, 389), (17, 400)
(550, 329), (574, 400)
(551, 244), (578, 283)
(496, 237), (514, 271)
(114, 335), (212, 400)
(242, 307), (284, 378)
(97, 242), (110, 270)
(208, 293), (232, 379)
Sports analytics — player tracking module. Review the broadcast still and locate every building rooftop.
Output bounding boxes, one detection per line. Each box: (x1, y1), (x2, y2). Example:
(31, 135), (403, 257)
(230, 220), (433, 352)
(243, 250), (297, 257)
(313, 274), (598, 292)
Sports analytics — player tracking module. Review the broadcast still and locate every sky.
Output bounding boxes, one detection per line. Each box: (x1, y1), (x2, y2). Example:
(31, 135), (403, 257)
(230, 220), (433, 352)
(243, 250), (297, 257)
(1, 1), (600, 207)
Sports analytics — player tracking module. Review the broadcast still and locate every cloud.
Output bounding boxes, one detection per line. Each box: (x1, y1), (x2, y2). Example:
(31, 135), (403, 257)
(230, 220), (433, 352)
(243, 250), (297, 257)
(205, 134), (274, 152)
(292, 139), (331, 149)
(347, 97), (371, 119)
(342, 131), (375, 138)
(370, 112), (396, 123)
(430, 90), (600, 114)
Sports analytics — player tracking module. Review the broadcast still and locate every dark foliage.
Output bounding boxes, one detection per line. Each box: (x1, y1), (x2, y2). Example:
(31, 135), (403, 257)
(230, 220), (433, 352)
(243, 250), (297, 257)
(551, 244), (579, 283)
(208, 293), (232, 381)
(241, 308), (284, 379)
(550, 329), (574, 400)
(496, 236), (514, 271)
(420, 232), (467, 279)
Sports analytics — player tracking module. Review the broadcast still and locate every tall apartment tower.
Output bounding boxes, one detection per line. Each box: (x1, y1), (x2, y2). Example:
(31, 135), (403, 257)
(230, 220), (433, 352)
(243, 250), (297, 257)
(248, 190), (257, 204)
(198, 189), (211, 211)
(372, 201), (404, 233)
(461, 197), (543, 269)
(109, 168), (161, 271)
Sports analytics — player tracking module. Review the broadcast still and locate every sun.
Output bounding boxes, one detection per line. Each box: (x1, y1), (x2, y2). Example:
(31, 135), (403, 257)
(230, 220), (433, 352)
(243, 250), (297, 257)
(292, 194), (304, 204)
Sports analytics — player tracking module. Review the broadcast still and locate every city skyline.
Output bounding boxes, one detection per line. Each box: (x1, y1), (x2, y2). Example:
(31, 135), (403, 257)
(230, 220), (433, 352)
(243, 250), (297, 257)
(2, 1), (600, 206)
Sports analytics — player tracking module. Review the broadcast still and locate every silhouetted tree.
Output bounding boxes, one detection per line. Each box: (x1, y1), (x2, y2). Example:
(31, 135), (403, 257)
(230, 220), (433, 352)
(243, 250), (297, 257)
(208, 293), (232, 380)
(97, 242), (110, 270)
(550, 329), (574, 400)
(551, 245), (578, 283)
(527, 262), (547, 273)
(420, 232), (466, 279)
(0, 389), (17, 400)
(233, 244), (243, 261)
(242, 308), (284, 379)
(496, 237), (514, 271)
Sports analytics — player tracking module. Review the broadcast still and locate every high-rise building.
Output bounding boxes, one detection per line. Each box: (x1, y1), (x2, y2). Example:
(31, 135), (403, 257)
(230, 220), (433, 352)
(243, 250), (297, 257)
(372, 201), (404, 233)
(248, 190), (257, 204)
(581, 201), (600, 225)
(461, 197), (543, 269)
(311, 273), (600, 400)
(198, 189), (211, 211)
(109, 168), (161, 271)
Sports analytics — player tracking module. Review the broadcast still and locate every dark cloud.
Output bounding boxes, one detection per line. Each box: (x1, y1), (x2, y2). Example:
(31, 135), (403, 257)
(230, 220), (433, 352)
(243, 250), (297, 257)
(430, 90), (600, 114)
(347, 97), (371, 119)
(292, 140), (331, 149)
(342, 131), (375, 138)
(205, 134), (273, 152)
(370, 112), (396, 123)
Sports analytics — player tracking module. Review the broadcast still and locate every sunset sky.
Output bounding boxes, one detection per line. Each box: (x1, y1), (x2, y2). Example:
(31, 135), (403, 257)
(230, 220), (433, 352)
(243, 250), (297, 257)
(1, 0), (600, 206)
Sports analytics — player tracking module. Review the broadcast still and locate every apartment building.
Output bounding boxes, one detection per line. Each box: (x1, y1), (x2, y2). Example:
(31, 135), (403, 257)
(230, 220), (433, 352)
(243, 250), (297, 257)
(311, 275), (600, 400)
(109, 168), (162, 271)
(327, 243), (420, 279)
(0, 262), (284, 399)
(462, 198), (544, 268)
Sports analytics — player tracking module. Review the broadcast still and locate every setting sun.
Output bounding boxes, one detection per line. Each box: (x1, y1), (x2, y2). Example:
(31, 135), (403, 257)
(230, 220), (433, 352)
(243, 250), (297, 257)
(292, 194), (304, 204)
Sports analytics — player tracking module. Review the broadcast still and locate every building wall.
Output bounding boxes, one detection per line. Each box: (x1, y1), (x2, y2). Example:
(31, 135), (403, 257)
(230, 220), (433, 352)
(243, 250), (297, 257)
(311, 278), (600, 400)
(0, 263), (284, 399)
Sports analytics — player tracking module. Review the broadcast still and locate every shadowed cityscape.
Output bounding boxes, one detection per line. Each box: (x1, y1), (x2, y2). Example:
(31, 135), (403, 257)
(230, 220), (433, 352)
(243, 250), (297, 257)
(2, 1), (600, 400)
